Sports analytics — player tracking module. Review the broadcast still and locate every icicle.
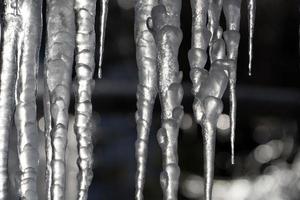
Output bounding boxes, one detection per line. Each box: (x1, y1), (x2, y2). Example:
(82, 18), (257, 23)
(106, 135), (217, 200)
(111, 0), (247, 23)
(247, 0), (255, 76)
(43, 79), (52, 200)
(148, 1), (183, 199)
(14, 1), (42, 200)
(74, 0), (97, 199)
(98, 0), (109, 78)
(134, 0), (158, 200)
(0, 1), (20, 199)
(44, 0), (76, 199)
(202, 1), (227, 200)
(188, 0), (214, 199)
(196, 33), (229, 200)
(223, 0), (241, 165)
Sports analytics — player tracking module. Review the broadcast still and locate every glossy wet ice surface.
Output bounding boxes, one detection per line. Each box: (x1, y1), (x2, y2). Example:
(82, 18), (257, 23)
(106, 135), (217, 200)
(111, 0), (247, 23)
(0, 0), (299, 199)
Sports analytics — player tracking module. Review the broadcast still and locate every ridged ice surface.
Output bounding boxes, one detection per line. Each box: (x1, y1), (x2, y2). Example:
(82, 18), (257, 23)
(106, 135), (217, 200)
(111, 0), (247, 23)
(134, 0), (158, 200)
(14, 0), (42, 200)
(44, 0), (75, 199)
(74, 0), (97, 199)
(0, 1), (20, 199)
(0, 1), (42, 199)
(0, 0), (256, 199)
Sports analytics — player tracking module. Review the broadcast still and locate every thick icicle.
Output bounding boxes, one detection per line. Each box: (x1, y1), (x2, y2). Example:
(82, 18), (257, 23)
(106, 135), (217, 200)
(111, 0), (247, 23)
(203, 1), (227, 200)
(14, 0), (42, 200)
(199, 35), (233, 200)
(98, 0), (109, 78)
(0, 1), (20, 199)
(188, 0), (214, 198)
(44, 0), (76, 199)
(196, 38), (230, 200)
(74, 0), (97, 199)
(223, 0), (241, 165)
(247, 0), (255, 76)
(148, 1), (183, 199)
(134, 0), (158, 200)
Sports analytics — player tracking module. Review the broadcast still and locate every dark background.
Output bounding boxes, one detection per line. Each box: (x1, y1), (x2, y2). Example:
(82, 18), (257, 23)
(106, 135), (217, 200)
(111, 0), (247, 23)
(32, 0), (300, 199)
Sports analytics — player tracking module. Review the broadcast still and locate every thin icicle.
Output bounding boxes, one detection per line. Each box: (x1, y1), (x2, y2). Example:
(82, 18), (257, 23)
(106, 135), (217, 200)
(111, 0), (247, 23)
(44, 0), (76, 199)
(74, 0), (97, 199)
(98, 0), (109, 78)
(223, 0), (241, 165)
(0, 1), (20, 199)
(14, 0), (42, 200)
(247, 0), (256, 76)
(43, 39), (52, 200)
(148, 1), (183, 199)
(134, 0), (158, 200)
(43, 79), (52, 200)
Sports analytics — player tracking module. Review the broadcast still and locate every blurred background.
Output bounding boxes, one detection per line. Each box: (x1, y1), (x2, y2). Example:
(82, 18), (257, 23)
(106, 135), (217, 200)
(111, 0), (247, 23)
(8, 0), (300, 199)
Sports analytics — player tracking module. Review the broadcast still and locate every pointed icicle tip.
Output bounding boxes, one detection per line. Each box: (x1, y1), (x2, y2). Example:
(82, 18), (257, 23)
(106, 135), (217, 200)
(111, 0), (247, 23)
(230, 99), (236, 166)
(231, 144), (235, 165)
(247, 0), (256, 77)
(98, 0), (109, 79)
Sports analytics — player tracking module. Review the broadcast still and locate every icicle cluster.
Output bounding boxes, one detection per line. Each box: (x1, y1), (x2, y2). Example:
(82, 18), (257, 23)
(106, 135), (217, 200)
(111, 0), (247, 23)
(0, 0), (109, 199)
(188, 0), (255, 199)
(0, 0), (256, 199)
(134, 0), (256, 200)
(134, 0), (184, 199)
